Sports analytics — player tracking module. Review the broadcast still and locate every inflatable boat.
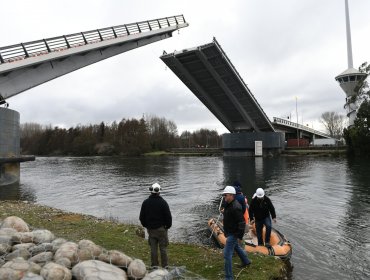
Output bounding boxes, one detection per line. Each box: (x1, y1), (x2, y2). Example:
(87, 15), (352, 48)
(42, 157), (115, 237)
(208, 217), (292, 260)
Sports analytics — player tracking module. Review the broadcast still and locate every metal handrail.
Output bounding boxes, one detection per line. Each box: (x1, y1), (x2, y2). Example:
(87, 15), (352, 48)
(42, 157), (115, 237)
(273, 117), (331, 138)
(0, 15), (186, 64)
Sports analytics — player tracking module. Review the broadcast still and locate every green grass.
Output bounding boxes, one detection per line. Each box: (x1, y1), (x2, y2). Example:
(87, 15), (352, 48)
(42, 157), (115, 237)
(0, 201), (287, 280)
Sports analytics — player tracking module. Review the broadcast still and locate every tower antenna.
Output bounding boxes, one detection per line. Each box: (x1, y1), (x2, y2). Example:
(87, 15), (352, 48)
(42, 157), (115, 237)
(345, 0), (353, 68)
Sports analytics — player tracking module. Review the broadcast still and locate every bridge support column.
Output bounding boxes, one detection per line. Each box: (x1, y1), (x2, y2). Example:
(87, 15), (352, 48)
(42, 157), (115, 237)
(0, 108), (21, 186)
(0, 108), (20, 186)
(0, 108), (35, 186)
(222, 132), (285, 157)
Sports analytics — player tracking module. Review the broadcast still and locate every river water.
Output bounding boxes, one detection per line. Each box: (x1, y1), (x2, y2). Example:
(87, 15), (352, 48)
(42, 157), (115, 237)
(1, 155), (369, 279)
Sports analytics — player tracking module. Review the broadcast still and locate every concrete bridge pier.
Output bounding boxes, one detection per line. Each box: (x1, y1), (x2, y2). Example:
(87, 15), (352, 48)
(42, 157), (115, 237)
(0, 108), (34, 186)
(222, 132), (285, 157)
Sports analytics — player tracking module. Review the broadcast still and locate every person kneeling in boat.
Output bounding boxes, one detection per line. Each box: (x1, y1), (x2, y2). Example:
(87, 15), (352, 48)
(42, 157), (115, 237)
(222, 186), (251, 280)
(249, 188), (276, 247)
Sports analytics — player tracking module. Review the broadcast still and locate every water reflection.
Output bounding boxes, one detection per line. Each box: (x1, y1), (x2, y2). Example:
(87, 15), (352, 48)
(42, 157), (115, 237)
(0, 182), (36, 201)
(1, 156), (369, 279)
(339, 158), (370, 279)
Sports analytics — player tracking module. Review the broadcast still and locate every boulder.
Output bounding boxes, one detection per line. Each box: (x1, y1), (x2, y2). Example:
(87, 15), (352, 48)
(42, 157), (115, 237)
(0, 257), (41, 279)
(32, 229), (55, 244)
(0, 228), (18, 236)
(127, 259), (147, 279)
(98, 250), (132, 268)
(21, 272), (44, 280)
(30, 243), (53, 256)
(51, 238), (67, 252)
(12, 232), (34, 244)
(72, 260), (128, 280)
(5, 248), (31, 261)
(1, 216), (29, 232)
(0, 235), (13, 255)
(54, 241), (79, 265)
(142, 268), (170, 280)
(12, 243), (35, 252)
(54, 257), (71, 268)
(78, 239), (102, 257)
(40, 262), (72, 280)
(29, 251), (54, 265)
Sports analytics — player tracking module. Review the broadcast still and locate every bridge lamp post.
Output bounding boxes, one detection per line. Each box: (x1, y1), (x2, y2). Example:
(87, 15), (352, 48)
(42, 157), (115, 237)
(296, 96), (299, 147)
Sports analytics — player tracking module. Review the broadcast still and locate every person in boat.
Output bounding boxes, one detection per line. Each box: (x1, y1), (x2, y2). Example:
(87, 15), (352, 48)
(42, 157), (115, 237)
(233, 181), (247, 214)
(139, 183), (172, 269)
(248, 188), (276, 247)
(222, 186), (251, 280)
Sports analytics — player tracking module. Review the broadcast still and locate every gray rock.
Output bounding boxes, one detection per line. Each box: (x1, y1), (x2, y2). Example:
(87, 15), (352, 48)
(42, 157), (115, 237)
(142, 269), (170, 280)
(1, 257), (41, 277)
(1, 216), (30, 232)
(32, 230), (55, 244)
(5, 248), (31, 261)
(98, 250), (132, 268)
(21, 272), (45, 280)
(12, 243), (35, 252)
(29, 252), (54, 265)
(127, 259), (147, 279)
(51, 238), (67, 253)
(78, 239), (102, 259)
(12, 232), (34, 243)
(54, 257), (71, 268)
(30, 243), (53, 256)
(0, 238), (12, 255)
(0, 228), (18, 236)
(40, 262), (72, 280)
(72, 260), (128, 280)
(0, 267), (21, 280)
(54, 242), (79, 266)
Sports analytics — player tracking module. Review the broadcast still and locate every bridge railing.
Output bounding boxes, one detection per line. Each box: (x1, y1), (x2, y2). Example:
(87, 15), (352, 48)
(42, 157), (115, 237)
(0, 15), (186, 64)
(273, 117), (331, 138)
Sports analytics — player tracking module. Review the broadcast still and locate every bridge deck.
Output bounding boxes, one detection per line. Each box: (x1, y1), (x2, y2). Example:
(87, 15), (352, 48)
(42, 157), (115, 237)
(0, 15), (188, 101)
(161, 38), (274, 133)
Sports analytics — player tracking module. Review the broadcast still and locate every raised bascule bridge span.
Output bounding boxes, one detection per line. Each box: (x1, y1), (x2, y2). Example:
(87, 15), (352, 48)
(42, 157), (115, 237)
(161, 38), (330, 156)
(0, 15), (188, 186)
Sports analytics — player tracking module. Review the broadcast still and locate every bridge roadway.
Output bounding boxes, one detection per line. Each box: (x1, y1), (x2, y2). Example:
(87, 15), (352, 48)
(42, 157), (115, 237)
(0, 15), (188, 103)
(161, 38), (275, 133)
(161, 38), (329, 142)
(272, 117), (331, 140)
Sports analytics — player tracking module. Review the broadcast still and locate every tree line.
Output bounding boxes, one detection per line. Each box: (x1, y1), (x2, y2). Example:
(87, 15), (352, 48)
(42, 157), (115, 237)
(20, 115), (222, 156)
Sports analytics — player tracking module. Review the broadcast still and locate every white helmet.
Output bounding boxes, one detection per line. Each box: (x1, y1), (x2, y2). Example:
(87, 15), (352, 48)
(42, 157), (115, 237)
(223, 186), (236, 195)
(256, 188), (265, 198)
(149, 183), (161, 194)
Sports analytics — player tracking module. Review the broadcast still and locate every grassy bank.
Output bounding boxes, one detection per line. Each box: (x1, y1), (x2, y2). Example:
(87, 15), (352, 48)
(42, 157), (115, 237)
(0, 201), (286, 280)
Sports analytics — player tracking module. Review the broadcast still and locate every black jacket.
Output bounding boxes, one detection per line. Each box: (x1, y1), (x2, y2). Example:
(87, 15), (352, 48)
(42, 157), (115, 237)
(139, 194), (172, 230)
(223, 199), (246, 239)
(248, 196), (276, 221)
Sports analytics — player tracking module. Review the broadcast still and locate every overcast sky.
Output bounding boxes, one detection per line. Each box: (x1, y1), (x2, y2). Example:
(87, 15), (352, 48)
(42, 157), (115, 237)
(2, 0), (370, 134)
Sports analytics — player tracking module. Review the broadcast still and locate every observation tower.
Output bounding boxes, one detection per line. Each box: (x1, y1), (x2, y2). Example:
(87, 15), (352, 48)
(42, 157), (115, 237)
(335, 0), (367, 126)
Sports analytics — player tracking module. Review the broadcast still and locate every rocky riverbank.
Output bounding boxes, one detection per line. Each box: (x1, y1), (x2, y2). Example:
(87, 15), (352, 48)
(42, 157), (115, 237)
(0, 201), (287, 280)
(0, 215), (171, 279)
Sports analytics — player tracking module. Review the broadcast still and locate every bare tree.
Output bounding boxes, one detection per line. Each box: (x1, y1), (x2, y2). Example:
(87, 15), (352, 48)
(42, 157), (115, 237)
(320, 112), (345, 139)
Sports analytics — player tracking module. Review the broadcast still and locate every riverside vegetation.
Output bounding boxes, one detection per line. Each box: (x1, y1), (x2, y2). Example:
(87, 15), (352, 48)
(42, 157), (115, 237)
(0, 201), (287, 280)
(20, 116), (222, 157)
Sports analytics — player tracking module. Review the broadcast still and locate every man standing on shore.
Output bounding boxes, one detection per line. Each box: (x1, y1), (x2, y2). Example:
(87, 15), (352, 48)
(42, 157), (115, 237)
(222, 186), (251, 280)
(139, 183), (172, 268)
